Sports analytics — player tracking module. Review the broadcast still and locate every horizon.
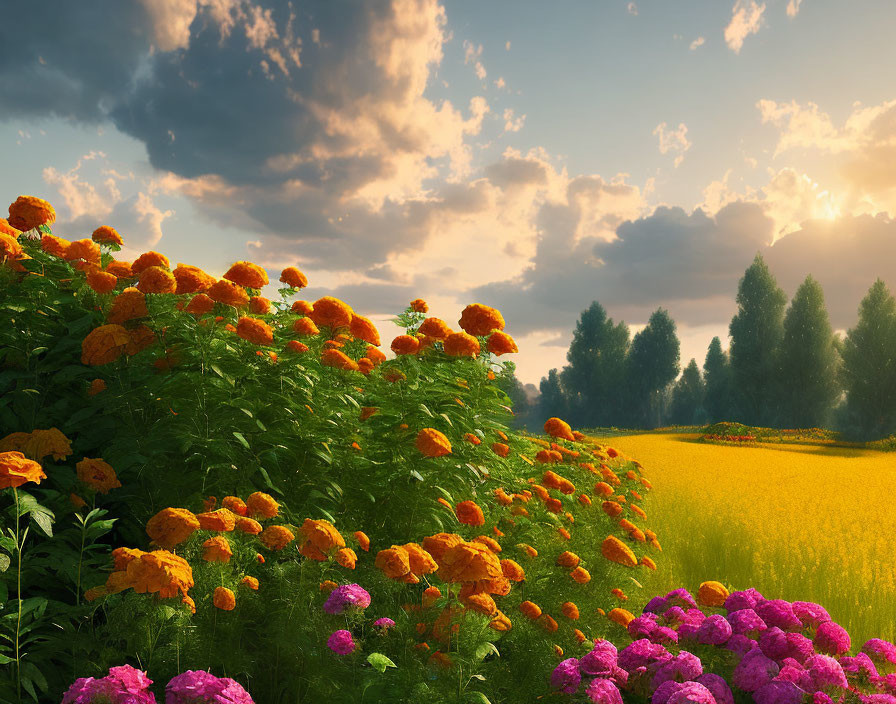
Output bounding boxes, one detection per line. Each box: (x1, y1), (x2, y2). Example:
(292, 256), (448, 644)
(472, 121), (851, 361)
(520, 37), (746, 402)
(3, 0), (895, 385)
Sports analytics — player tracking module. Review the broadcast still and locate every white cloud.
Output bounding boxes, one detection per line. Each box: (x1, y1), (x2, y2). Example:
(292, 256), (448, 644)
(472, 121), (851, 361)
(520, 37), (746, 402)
(503, 108), (526, 133)
(463, 39), (486, 80)
(786, 0), (803, 17)
(505, 40), (511, 51)
(724, 0), (766, 53)
(627, 2), (638, 16)
(653, 122), (692, 167)
(689, 37), (705, 51)
(494, 76), (506, 89)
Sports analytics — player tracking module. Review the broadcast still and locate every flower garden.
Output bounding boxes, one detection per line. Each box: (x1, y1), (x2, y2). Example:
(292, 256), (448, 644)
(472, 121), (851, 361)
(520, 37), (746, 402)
(1, 196), (895, 703)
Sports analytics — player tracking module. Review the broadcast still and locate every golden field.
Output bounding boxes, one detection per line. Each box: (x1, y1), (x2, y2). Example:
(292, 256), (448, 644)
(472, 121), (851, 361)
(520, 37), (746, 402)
(603, 432), (896, 645)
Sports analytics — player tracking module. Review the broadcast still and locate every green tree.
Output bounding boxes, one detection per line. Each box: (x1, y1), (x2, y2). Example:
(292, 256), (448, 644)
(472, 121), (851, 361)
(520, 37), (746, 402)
(496, 361), (532, 429)
(538, 368), (567, 426)
(626, 308), (680, 428)
(559, 302), (630, 427)
(703, 336), (732, 422)
(777, 275), (841, 428)
(669, 359), (706, 426)
(728, 254), (787, 425)
(840, 279), (896, 439)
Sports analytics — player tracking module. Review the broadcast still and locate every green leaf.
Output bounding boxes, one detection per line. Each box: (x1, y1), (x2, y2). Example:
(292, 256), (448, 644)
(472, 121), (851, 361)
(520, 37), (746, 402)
(30, 511), (53, 537)
(232, 431), (250, 450)
(465, 692), (492, 704)
(474, 642), (499, 661)
(367, 652), (397, 673)
(409, 470), (424, 482)
(0, 554), (9, 573)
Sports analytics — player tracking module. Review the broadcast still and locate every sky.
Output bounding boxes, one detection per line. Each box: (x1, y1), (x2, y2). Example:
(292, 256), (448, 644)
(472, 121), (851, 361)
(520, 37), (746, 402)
(2, 0), (896, 386)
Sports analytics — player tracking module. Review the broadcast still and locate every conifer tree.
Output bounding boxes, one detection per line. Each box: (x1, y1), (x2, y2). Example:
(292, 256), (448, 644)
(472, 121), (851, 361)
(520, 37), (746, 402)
(703, 336), (732, 422)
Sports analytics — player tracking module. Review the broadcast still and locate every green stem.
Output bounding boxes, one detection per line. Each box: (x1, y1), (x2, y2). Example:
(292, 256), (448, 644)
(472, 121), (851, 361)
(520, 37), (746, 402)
(13, 487), (22, 704)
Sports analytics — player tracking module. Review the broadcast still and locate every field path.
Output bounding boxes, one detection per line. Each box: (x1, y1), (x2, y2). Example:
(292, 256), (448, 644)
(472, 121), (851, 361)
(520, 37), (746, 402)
(600, 432), (896, 643)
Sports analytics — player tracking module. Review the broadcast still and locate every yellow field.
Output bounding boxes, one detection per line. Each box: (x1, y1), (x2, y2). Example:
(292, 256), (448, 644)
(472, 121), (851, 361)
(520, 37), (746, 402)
(604, 432), (896, 644)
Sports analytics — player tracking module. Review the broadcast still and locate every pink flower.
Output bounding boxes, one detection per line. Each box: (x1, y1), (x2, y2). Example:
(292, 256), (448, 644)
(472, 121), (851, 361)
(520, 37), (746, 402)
(732, 650), (779, 692)
(814, 622), (851, 657)
(373, 617), (396, 629)
(724, 588), (764, 613)
(666, 681), (717, 704)
(618, 639), (673, 674)
(64, 665), (156, 704)
(327, 629), (356, 655)
(651, 627), (680, 645)
(323, 584), (371, 615)
(579, 640), (618, 677)
(664, 589), (698, 610)
(863, 639), (896, 666)
(727, 609), (767, 638)
(785, 633), (816, 665)
(629, 614), (660, 638)
(806, 654), (848, 691)
(695, 673), (734, 704)
(759, 627), (791, 661)
(755, 601), (802, 632)
(652, 651), (703, 689)
(166, 670), (253, 704)
(792, 602), (831, 629)
(753, 680), (807, 704)
(696, 615), (732, 646)
(551, 658), (581, 694)
(587, 678), (624, 704)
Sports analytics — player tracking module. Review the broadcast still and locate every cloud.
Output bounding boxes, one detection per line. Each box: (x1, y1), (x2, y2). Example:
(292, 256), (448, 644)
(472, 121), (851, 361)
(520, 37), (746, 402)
(786, 0), (803, 18)
(463, 39), (486, 80)
(689, 37), (705, 51)
(505, 40), (511, 51)
(503, 108), (526, 133)
(627, 2), (638, 16)
(653, 122), (691, 167)
(724, 0), (766, 53)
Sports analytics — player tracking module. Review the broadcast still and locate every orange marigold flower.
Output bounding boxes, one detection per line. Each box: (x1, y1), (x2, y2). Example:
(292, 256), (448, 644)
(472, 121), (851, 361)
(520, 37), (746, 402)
(487, 331), (518, 356)
(594, 482), (614, 496)
(126, 325), (156, 356)
(578, 493), (592, 507)
(8, 195), (56, 232)
(538, 613), (559, 633)
(500, 559), (525, 582)
(65, 239), (101, 266)
(299, 518), (345, 554)
(437, 541), (502, 583)
(455, 500), (484, 526)
(602, 501), (623, 518)
(213, 586), (236, 611)
(359, 407), (378, 422)
(222, 496), (248, 516)
(443, 331), (480, 357)
(422, 586), (442, 607)
(224, 261), (268, 289)
(464, 592), (498, 617)
(0, 452), (46, 489)
(235, 516), (262, 535)
(203, 496), (217, 512)
(354, 530), (370, 552)
(256, 553), (265, 564)
(403, 543), (438, 576)
(608, 608), (635, 627)
(519, 600), (542, 619)
(472, 535), (501, 553)
(558, 527), (571, 540)
(81, 324), (132, 365)
(574, 628), (588, 644)
(375, 545), (411, 579)
(241, 576), (259, 590)
(561, 601), (580, 620)
(196, 508), (236, 532)
(421, 532), (463, 563)
(260, 525), (296, 551)
(285, 340), (309, 354)
(570, 566), (591, 584)
(320, 580), (338, 593)
(280, 267), (308, 288)
(518, 543), (538, 559)
(137, 265), (176, 294)
(107, 288), (148, 324)
(236, 316), (274, 345)
(391, 334), (419, 355)
(202, 536), (233, 562)
(545, 498), (563, 514)
(557, 551), (580, 569)
(19, 428), (72, 462)
(87, 269), (117, 294)
(249, 296), (271, 314)
(366, 346), (387, 365)
(336, 547), (357, 569)
(489, 611), (512, 632)
(417, 317), (451, 339)
(410, 298), (428, 313)
(611, 588), (628, 601)
(106, 260), (133, 278)
(246, 492), (280, 519)
(206, 279), (248, 308)
(321, 348), (359, 371)
(309, 296), (353, 329)
(458, 303), (505, 337)
(640, 555), (657, 570)
(0, 218), (20, 237)
(132, 251), (170, 275)
(554, 645), (564, 658)
(76, 458), (121, 494)
(41, 234), (71, 259)
(349, 315), (380, 346)
(490, 442), (510, 457)
(601, 535), (638, 568)
(146, 508), (200, 549)
(91, 226), (123, 246)
(544, 417), (575, 441)
(70, 493), (87, 508)
(463, 433), (482, 446)
(631, 504), (647, 520)
(291, 300), (314, 315)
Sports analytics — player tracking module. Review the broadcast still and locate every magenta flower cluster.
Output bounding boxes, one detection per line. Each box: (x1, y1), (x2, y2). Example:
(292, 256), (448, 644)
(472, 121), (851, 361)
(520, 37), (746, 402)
(63, 666), (254, 704)
(551, 586), (896, 704)
(322, 583), (371, 615)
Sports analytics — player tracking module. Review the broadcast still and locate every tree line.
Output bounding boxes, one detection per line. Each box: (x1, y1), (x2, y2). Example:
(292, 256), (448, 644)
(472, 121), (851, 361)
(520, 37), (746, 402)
(519, 254), (896, 439)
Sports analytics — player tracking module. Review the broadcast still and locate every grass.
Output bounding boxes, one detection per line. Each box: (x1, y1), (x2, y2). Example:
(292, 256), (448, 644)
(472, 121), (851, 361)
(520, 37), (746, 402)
(598, 431), (896, 646)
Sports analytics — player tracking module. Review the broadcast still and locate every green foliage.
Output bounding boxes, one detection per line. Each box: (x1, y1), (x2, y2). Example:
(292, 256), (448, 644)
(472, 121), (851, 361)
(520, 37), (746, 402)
(777, 275), (841, 428)
(702, 336), (732, 423)
(728, 254), (787, 426)
(840, 279), (896, 440)
(669, 359), (705, 426)
(625, 308), (680, 428)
